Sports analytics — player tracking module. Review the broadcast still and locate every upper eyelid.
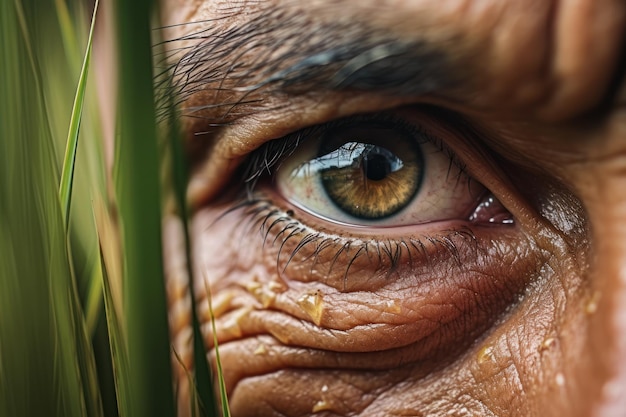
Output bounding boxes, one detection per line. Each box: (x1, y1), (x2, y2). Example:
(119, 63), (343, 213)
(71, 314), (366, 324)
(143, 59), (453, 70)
(185, 100), (532, 231)
(183, 93), (420, 208)
(240, 109), (470, 195)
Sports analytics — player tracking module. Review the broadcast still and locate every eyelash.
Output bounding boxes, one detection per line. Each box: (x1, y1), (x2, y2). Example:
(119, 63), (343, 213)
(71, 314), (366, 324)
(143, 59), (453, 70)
(240, 112), (470, 195)
(220, 111), (482, 278)
(229, 197), (479, 282)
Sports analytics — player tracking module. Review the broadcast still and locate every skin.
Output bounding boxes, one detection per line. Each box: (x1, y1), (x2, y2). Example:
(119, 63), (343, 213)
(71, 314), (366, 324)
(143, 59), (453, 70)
(157, 1), (626, 416)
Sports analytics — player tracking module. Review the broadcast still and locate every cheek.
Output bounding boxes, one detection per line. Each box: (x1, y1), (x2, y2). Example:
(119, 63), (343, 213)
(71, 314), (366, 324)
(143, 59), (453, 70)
(463, 259), (592, 416)
(190, 202), (534, 351)
(191, 208), (268, 294)
(182, 199), (578, 416)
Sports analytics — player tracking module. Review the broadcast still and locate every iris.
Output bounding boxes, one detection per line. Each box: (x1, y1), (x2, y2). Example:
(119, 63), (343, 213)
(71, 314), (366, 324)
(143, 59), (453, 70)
(312, 124), (423, 220)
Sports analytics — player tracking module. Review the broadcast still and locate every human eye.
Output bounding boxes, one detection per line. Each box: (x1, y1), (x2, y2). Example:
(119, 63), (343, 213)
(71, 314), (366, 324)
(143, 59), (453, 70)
(270, 111), (511, 227)
(203, 103), (544, 343)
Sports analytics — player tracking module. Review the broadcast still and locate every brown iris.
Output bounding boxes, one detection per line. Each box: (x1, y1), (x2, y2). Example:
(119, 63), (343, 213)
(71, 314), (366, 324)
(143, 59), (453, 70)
(317, 124), (423, 220)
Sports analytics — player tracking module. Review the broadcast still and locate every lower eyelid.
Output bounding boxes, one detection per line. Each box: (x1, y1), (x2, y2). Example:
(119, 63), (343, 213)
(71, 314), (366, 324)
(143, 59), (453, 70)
(206, 194), (546, 360)
(235, 194), (528, 289)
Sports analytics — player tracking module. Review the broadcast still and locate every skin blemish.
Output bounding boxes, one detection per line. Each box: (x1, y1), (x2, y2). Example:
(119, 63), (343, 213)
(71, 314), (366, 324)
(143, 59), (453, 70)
(477, 345), (495, 365)
(259, 287), (277, 308)
(297, 290), (325, 326)
(472, 344), (511, 384)
(244, 280), (262, 294)
(269, 280), (287, 293)
(254, 343), (268, 356)
(258, 286), (278, 308)
(385, 299), (402, 314)
(222, 306), (253, 338)
(585, 290), (601, 315)
(555, 373), (565, 387)
(244, 277), (286, 308)
(202, 290), (234, 320)
(539, 337), (557, 352)
(246, 281), (279, 308)
(312, 399), (333, 413)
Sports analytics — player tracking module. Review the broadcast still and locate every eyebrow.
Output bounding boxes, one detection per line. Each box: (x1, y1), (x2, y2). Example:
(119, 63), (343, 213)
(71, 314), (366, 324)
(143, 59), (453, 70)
(248, 39), (453, 96)
(157, 4), (458, 123)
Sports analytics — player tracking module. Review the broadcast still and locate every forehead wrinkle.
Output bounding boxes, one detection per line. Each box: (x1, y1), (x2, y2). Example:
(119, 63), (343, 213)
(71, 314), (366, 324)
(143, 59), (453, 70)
(156, 2), (456, 128)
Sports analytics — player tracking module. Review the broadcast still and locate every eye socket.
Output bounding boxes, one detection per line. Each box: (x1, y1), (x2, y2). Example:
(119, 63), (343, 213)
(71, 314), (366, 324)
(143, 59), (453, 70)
(275, 115), (502, 227)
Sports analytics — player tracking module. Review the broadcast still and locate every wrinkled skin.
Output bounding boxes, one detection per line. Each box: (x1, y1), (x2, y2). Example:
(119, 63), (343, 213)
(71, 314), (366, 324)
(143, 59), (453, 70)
(158, 1), (626, 416)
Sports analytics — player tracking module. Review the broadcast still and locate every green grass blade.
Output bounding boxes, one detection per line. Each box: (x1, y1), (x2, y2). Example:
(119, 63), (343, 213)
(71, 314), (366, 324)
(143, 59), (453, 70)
(65, 245), (106, 417)
(55, 2), (105, 415)
(161, 79), (218, 417)
(113, 0), (176, 416)
(205, 280), (231, 417)
(54, 0), (79, 69)
(59, 0), (99, 229)
(94, 208), (130, 417)
(85, 264), (104, 337)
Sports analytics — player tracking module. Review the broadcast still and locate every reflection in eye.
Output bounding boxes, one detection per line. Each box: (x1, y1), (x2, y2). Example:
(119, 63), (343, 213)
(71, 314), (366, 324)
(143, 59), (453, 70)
(274, 115), (512, 227)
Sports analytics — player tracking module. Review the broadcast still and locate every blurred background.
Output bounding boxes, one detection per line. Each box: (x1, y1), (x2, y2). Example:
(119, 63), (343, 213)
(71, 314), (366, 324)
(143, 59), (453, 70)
(0, 1), (219, 416)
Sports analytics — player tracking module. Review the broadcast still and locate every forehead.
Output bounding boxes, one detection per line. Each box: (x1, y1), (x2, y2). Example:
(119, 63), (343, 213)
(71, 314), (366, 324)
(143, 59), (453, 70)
(160, 0), (528, 29)
(156, 0), (546, 128)
(157, 0), (624, 124)
(158, 0), (523, 50)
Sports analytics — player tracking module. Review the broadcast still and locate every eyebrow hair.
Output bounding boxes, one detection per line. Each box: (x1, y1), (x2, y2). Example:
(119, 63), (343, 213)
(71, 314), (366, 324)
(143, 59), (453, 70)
(155, 4), (458, 124)
(247, 39), (451, 95)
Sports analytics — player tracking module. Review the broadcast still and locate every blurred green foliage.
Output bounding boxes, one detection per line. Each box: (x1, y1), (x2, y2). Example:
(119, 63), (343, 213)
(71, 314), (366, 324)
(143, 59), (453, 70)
(0, 0), (224, 416)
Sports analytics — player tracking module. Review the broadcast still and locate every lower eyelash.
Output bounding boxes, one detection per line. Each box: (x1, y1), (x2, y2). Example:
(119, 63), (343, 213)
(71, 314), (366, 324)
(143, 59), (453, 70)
(223, 194), (479, 287)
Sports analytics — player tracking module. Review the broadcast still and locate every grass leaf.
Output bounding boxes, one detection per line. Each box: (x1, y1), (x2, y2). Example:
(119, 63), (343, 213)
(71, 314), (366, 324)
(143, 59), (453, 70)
(161, 74), (218, 417)
(94, 204), (130, 417)
(58, 0), (99, 230)
(205, 279), (231, 417)
(113, 1), (176, 416)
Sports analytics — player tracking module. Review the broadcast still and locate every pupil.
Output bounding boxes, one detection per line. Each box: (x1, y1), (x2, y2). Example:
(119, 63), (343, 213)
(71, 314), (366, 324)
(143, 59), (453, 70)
(363, 153), (391, 181)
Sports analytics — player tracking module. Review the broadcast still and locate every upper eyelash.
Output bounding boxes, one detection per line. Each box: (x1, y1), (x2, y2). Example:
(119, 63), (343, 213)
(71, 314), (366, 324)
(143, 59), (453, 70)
(240, 110), (471, 197)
